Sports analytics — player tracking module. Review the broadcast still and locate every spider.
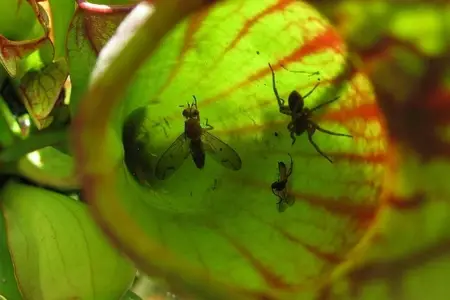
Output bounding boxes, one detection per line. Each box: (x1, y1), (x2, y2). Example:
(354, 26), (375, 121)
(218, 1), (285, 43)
(268, 63), (353, 163)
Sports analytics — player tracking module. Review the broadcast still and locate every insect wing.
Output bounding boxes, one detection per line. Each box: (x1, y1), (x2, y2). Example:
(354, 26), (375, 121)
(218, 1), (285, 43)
(277, 195), (295, 213)
(201, 131), (242, 170)
(277, 200), (288, 212)
(155, 133), (190, 180)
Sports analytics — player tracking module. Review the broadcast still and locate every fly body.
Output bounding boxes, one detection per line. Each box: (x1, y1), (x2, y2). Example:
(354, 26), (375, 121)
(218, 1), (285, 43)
(271, 153), (295, 212)
(184, 114), (206, 169)
(189, 138), (206, 169)
(155, 95), (242, 180)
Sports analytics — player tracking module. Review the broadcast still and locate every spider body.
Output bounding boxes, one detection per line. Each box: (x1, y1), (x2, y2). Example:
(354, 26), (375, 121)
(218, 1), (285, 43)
(268, 63), (353, 163)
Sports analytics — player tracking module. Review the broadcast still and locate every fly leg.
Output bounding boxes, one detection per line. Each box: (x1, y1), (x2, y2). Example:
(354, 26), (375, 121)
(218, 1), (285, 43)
(204, 118), (214, 131)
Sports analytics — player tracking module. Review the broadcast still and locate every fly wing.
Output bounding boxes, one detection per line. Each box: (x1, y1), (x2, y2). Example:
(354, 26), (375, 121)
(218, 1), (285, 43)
(201, 131), (242, 171)
(277, 196), (295, 213)
(154, 133), (190, 180)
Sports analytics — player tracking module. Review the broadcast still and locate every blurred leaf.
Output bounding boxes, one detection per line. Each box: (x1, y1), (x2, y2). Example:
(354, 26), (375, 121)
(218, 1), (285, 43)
(71, 0), (450, 300)
(18, 58), (69, 129)
(47, 0), (75, 59)
(0, 0), (54, 77)
(66, 1), (133, 115)
(0, 95), (22, 148)
(0, 127), (67, 163)
(16, 146), (79, 190)
(0, 0), (37, 40)
(0, 181), (136, 300)
(121, 290), (143, 300)
(0, 202), (23, 300)
(0, 103), (15, 149)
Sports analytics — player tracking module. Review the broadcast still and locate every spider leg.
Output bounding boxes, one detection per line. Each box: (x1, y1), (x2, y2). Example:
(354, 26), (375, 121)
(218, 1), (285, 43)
(313, 122), (353, 138)
(268, 63), (286, 108)
(279, 106), (291, 116)
(310, 96), (340, 112)
(280, 64), (320, 77)
(306, 125), (333, 163)
(302, 81), (321, 100)
(290, 130), (297, 145)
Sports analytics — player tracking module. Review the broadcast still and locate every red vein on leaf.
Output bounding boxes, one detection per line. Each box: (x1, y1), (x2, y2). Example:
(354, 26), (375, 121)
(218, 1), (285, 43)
(0, 37), (49, 76)
(197, 0), (296, 85)
(328, 152), (387, 164)
(213, 120), (284, 135)
(384, 193), (426, 210)
(247, 212), (343, 265)
(200, 27), (344, 107)
(286, 235), (343, 265)
(291, 192), (377, 224)
(233, 176), (378, 225)
(82, 15), (100, 56)
(219, 0), (295, 59)
(155, 9), (210, 97)
(322, 103), (381, 123)
(213, 227), (296, 290)
(340, 237), (450, 300)
(79, 10), (131, 55)
(1, 0), (52, 76)
(0, 37), (47, 60)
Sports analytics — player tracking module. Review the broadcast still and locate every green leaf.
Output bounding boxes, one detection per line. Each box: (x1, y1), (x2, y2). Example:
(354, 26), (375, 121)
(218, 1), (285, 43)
(0, 97), (17, 149)
(0, 93), (24, 149)
(47, 1), (76, 59)
(66, 1), (133, 115)
(18, 58), (69, 129)
(0, 200), (23, 300)
(15, 146), (79, 190)
(0, 0), (37, 40)
(0, 127), (67, 163)
(0, 0), (54, 77)
(71, 0), (450, 300)
(0, 181), (136, 300)
(120, 290), (143, 300)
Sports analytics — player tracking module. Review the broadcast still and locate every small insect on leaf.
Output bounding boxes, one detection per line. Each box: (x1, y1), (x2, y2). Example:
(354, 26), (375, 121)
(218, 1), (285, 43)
(271, 153), (295, 212)
(268, 63), (353, 163)
(155, 95), (242, 180)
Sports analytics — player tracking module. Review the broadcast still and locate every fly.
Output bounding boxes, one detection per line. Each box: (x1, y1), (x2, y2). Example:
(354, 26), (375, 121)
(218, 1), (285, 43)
(271, 153), (295, 212)
(154, 95), (242, 180)
(268, 63), (353, 163)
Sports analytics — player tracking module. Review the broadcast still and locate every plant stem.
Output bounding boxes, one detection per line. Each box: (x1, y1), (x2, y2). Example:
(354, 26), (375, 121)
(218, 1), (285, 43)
(0, 128), (68, 163)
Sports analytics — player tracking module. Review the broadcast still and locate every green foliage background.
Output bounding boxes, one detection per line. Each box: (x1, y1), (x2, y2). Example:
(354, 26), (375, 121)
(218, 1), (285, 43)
(1, 0), (449, 299)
